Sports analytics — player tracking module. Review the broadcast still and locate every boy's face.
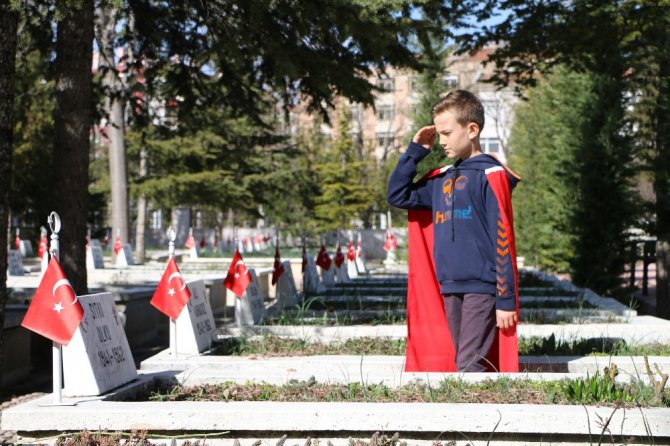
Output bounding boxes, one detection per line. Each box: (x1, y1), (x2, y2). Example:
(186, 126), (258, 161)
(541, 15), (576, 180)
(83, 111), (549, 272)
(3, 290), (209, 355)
(433, 109), (479, 160)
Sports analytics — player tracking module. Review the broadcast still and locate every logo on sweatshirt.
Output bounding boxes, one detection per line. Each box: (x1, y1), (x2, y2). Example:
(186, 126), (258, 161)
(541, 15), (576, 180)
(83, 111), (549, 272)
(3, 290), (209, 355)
(442, 176), (468, 206)
(434, 205), (473, 224)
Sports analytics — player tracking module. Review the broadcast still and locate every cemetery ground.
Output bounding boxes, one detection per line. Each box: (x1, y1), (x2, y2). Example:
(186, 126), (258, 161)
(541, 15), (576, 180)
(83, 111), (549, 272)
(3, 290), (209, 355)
(2, 246), (670, 445)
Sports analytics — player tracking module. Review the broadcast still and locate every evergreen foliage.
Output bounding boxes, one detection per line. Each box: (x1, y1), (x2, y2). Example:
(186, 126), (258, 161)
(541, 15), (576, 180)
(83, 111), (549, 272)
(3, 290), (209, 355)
(511, 67), (635, 294)
(314, 107), (375, 232)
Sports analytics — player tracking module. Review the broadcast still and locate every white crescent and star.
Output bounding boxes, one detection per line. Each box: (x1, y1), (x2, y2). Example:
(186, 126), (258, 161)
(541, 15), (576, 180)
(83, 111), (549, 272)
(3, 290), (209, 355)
(233, 260), (249, 278)
(167, 271), (187, 291)
(52, 278), (78, 306)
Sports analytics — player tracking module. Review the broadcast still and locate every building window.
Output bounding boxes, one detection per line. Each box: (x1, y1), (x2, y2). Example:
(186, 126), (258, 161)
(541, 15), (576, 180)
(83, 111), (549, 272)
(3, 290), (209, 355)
(376, 105), (393, 121)
(376, 78), (394, 91)
(481, 138), (501, 154)
(442, 74), (459, 89)
(377, 132), (394, 150)
(151, 209), (163, 230)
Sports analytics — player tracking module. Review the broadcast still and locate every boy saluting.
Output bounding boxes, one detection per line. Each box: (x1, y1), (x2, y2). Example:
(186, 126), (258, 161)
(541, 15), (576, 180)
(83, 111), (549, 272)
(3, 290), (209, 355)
(388, 89), (520, 372)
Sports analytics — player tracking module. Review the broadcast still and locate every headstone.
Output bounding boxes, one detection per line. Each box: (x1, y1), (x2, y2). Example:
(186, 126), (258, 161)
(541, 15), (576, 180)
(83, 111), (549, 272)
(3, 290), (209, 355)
(320, 265), (335, 286)
(19, 240), (33, 258)
(303, 256), (324, 294)
(8, 250), (24, 276)
(91, 245), (105, 269)
(62, 293), (137, 396)
(234, 269), (266, 326)
(347, 259), (358, 279)
(355, 255), (367, 274)
(335, 264), (350, 283)
(172, 280), (216, 354)
(115, 244), (135, 268)
(188, 246), (198, 259)
(276, 260), (298, 309)
(206, 277), (227, 316)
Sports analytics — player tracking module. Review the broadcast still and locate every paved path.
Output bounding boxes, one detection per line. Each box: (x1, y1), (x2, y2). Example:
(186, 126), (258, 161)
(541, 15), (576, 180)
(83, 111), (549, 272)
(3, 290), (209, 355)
(0, 392), (46, 444)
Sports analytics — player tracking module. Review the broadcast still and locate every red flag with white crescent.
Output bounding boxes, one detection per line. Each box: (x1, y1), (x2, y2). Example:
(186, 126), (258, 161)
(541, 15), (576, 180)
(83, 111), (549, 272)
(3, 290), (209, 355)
(113, 236), (122, 255)
(334, 244), (345, 268)
(37, 235), (48, 259)
(151, 257), (192, 319)
(21, 257), (84, 345)
(346, 242), (356, 261)
(224, 249), (251, 297)
(184, 234), (196, 249)
(271, 245), (285, 285)
(316, 245), (332, 271)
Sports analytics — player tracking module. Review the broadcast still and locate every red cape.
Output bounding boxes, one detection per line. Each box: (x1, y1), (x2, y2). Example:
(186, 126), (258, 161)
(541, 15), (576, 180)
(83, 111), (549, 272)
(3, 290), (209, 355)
(405, 164), (520, 372)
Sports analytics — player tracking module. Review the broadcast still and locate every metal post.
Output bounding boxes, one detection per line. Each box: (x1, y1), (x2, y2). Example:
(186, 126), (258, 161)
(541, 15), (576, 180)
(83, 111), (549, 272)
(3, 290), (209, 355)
(167, 226), (178, 356)
(48, 212), (63, 405)
(643, 241), (650, 296)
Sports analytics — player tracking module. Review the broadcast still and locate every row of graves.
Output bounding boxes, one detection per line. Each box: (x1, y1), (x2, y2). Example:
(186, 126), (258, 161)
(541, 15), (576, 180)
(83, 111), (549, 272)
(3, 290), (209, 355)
(3, 215), (670, 445)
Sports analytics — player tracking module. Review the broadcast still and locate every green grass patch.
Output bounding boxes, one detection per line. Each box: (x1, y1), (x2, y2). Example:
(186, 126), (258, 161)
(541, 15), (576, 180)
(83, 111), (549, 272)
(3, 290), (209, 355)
(211, 334), (670, 358)
(147, 374), (669, 407)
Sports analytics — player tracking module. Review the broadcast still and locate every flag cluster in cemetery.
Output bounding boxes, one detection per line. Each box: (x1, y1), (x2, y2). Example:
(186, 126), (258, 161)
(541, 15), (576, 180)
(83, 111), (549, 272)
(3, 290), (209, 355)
(151, 257), (192, 319)
(316, 245), (332, 270)
(271, 246), (284, 285)
(21, 257), (84, 345)
(225, 248), (251, 297)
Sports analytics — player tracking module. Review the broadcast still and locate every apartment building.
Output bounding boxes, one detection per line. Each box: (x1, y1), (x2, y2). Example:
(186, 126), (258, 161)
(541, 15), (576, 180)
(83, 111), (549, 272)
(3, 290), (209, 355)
(286, 47), (517, 164)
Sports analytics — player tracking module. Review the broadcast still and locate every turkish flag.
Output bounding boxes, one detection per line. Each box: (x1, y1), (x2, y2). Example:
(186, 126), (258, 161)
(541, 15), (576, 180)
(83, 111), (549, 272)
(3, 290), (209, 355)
(21, 257), (84, 345)
(271, 246), (284, 285)
(316, 245), (332, 271)
(38, 236), (48, 259)
(185, 234), (196, 249)
(14, 234), (20, 250)
(347, 242), (356, 261)
(224, 249), (251, 297)
(113, 236), (122, 255)
(302, 244), (308, 273)
(384, 228), (392, 252)
(334, 245), (345, 268)
(150, 257), (192, 319)
(199, 236), (207, 249)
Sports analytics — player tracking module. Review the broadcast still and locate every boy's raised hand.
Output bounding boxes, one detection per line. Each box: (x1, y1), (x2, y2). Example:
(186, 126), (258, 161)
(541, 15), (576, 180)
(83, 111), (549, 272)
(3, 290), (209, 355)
(412, 125), (436, 149)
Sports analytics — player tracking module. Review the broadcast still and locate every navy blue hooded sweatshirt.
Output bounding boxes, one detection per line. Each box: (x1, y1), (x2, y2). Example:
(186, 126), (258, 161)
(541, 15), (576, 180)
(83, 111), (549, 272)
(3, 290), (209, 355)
(387, 142), (520, 311)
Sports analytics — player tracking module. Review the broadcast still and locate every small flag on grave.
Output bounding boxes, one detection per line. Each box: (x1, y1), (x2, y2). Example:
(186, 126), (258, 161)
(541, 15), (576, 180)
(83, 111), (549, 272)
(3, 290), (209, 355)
(151, 257), (192, 319)
(113, 236), (122, 255)
(316, 245), (332, 271)
(384, 228), (397, 251)
(271, 245), (285, 285)
(21, 257), (84, 345)
(38, 233), (48, 260)
(14, 231), (20, 250)
(224, 248), (251, 297)
(185, 232), (196, 249)
(334, 244), (345, 268)
(347, 241), (356, 261)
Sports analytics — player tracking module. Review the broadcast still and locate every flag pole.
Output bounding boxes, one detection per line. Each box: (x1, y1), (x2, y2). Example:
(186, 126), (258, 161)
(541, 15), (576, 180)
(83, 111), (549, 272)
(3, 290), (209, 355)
(167, 226), (178, 357)
(48, 211), (63, 405)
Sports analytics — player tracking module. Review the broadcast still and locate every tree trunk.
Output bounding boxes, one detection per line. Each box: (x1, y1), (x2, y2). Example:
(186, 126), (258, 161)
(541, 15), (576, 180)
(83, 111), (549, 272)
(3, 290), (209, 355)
(96, 5), (129, 256)
(52, 0), (93, 295)
(134, 147), (148, 263)
(0, 3), (19, 387)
